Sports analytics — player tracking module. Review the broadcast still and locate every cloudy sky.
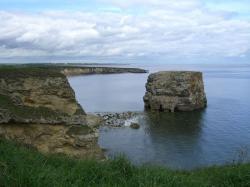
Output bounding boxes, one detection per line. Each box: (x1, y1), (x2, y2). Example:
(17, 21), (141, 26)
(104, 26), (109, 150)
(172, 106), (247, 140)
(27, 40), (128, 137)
(0, 0), (250, 63)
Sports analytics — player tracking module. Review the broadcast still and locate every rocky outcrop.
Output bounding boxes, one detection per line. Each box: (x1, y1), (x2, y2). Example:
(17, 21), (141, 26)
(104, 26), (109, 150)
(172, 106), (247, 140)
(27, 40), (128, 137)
(0, 69), (85, 124)
(143, 71), (207, 112)
(61, 67), (147, 76)
(0, 68), (103, 158)
(96, 112), (141, 127)
(0, 119), (103, 159)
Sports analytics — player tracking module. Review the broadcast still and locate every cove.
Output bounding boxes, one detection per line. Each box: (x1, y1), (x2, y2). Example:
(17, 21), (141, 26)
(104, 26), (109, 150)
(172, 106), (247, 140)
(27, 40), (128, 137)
(68, 63), (250, 170)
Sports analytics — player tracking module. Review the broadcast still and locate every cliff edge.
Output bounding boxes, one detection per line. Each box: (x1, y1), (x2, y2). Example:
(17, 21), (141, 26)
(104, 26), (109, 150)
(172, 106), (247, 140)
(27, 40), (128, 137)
(0, 67), (103, 159)
(61, 66), (147, 76)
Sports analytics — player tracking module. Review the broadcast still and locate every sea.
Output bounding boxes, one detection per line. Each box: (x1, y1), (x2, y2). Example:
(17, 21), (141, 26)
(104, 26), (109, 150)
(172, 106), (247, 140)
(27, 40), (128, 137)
(68, 63), (250, 170)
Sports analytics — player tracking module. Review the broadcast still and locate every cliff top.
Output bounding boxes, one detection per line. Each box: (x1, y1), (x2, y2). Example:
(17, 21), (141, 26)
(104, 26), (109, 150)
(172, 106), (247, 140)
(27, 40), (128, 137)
(0, 66), (64, 79)
(150, 71), (202, 75)
(0, 64), (147, 78)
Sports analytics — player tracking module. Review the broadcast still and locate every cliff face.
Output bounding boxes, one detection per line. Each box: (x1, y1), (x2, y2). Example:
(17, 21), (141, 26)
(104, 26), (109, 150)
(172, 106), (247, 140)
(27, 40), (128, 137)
(0, 68), (103, 159)
(143, 71), (207, 112)
(0, 69), (85, 124)
(61, 67), (147, 76)
(0, 117), (103, 159)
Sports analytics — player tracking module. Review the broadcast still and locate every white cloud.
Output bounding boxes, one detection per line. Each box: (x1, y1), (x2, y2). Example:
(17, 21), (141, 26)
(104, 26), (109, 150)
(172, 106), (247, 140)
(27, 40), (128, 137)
(0, 0), (250, 59)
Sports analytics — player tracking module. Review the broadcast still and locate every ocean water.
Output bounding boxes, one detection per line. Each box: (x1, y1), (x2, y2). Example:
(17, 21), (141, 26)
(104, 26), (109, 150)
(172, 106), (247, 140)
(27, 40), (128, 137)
(68, 63), (250, 169)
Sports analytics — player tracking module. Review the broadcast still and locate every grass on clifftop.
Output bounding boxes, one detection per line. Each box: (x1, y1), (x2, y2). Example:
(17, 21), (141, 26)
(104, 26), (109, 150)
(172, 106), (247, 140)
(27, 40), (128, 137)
(0, 65), (64, 78)
(0, 139), (250, 187)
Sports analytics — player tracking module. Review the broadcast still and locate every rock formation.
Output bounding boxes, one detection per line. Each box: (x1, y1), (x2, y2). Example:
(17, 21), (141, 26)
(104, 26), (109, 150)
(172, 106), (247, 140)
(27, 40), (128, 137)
(143, 71), (207, 112)
(0, 68), (103, 159)
(61, 67), (147, 76)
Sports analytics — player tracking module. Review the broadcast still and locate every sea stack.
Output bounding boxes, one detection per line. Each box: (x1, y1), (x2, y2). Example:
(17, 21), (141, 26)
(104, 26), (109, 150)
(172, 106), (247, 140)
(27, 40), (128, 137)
(143, 71), (207, 112)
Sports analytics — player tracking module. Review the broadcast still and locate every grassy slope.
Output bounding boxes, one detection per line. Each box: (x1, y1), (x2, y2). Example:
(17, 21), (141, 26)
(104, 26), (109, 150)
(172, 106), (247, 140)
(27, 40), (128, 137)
(0, 139), (250, 187)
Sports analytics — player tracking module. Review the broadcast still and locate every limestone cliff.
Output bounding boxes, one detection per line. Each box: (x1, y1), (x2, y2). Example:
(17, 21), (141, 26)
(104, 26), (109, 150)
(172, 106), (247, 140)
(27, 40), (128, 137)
(0, 67), (103, 159)
(143, 71), (207, 112)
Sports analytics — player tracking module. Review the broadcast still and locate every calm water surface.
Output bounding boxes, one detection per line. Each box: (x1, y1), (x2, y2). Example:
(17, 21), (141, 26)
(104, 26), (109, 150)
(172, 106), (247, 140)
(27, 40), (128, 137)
(68, 63), (250, 169)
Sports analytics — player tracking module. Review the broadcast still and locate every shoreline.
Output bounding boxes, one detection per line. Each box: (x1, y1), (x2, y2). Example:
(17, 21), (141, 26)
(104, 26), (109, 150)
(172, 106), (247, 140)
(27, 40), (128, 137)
(95, 111), (143, 128)
(1, 63), (250, 178)
(0, 64), (148, 159)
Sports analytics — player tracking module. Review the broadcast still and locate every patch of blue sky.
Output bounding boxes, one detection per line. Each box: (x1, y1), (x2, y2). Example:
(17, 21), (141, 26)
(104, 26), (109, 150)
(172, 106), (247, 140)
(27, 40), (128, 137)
(0, 0), (146, 15)
(203, 0), (250, 19)
(0, 0), (99, 11)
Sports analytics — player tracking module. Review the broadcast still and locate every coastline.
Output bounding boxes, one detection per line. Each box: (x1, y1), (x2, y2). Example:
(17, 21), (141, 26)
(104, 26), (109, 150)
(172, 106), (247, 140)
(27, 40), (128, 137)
(0, 63), (148, 159)
(0, 63), (250, 186)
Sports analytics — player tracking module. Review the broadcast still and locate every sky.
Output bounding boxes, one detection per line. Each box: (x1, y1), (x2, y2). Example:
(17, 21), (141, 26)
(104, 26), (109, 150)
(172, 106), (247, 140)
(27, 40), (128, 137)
(0, 0), (250, 63)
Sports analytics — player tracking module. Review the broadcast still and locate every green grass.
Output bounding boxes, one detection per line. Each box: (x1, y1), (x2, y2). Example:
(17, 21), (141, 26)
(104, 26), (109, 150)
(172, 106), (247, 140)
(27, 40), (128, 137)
(0, 66), (64, 79)
(0, 139), (250, 187)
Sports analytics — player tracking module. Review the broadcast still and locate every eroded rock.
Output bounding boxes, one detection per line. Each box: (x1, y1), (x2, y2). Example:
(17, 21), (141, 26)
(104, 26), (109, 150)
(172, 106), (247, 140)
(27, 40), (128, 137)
(143, 71), (207, 112)
(0, 123), (103, 159)
(0, 68), (103, 159)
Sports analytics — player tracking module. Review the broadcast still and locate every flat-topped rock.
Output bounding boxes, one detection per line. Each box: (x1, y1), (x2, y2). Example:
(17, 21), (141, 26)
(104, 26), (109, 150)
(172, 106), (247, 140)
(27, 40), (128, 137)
(143, 71), (207, 112)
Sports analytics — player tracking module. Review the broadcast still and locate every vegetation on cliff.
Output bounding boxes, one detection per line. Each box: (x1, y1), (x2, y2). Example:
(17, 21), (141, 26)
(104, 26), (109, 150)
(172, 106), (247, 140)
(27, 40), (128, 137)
(0, 66), (64, 78)
(0, 139), (250, 187)
(0, 63), (147, 77)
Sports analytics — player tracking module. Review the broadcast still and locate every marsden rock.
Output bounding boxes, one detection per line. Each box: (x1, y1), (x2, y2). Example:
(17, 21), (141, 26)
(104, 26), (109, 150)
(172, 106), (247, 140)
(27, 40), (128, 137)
(143, 71), (207, 112)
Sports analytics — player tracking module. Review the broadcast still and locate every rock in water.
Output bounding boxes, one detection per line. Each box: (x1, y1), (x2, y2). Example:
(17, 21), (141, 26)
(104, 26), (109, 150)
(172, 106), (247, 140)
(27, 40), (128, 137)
(130, 122), (140, 129)
(143, 71), (207, 112)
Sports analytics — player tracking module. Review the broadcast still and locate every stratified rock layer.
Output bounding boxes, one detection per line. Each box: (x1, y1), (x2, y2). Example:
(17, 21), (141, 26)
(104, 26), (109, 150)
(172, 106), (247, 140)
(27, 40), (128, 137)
(143, 71), (207, 112)
(0, 68), (103, 159)
(0, 121), (102, 159)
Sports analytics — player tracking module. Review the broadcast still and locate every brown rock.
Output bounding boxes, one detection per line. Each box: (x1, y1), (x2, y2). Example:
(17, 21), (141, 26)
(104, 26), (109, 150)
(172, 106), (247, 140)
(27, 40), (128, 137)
(0, 68), (103, 159)
(143, 71), (207, 112)
(0, 123), (103, 159)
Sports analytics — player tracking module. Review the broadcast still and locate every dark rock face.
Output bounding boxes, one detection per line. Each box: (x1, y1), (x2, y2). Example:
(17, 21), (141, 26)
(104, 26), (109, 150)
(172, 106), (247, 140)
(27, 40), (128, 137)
(143, 71), (207, 112)
(130, 122), (140, 129)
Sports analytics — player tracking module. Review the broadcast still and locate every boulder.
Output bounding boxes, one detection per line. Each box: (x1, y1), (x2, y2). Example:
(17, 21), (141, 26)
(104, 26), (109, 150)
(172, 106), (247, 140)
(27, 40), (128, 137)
(130, 122), (140, 129)
(143, 71), (207, 112)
